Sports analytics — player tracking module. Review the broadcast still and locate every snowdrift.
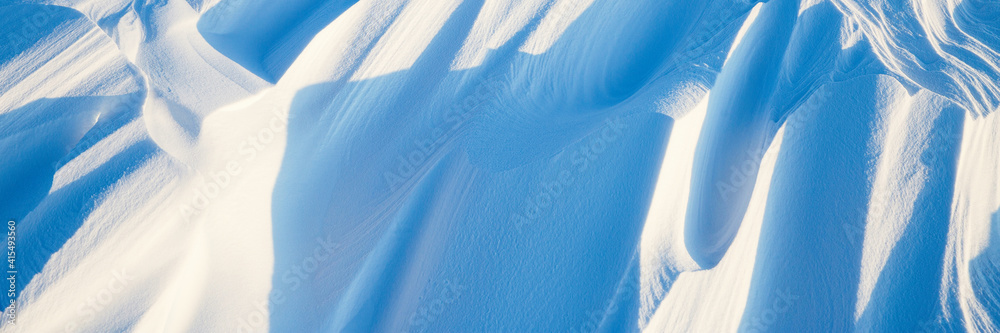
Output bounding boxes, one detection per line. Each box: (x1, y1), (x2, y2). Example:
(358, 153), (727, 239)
(1, 0), (999, 332)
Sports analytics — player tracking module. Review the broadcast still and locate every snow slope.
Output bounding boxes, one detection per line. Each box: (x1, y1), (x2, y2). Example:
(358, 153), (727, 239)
(0, 0), (998, 332)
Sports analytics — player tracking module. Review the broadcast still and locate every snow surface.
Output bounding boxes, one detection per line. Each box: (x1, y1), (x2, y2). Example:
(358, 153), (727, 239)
(0, 0), (999, 332)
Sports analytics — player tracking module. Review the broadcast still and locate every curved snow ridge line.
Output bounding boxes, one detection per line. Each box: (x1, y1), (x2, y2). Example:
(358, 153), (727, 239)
(462, 0), (761, 172)
(585, 0), (763, 121)
(529, 0), (759, 110)
(636, 95), (713, 328)
(831, 0), (1000, 117)
(276, 0), (409, 88)
(198, 0), (365, 82)
(47, 0), (270, 110)
(684, 0), (804, 269)
(15, 1), (269, 178)
(642, 95), (781, 332)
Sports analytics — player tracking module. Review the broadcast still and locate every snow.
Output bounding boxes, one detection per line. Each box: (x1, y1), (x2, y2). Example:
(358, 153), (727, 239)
(1, 0), (999, 332)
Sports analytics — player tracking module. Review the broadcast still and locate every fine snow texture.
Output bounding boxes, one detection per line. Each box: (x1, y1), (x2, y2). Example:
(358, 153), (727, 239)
(1, 0), (999, 332)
